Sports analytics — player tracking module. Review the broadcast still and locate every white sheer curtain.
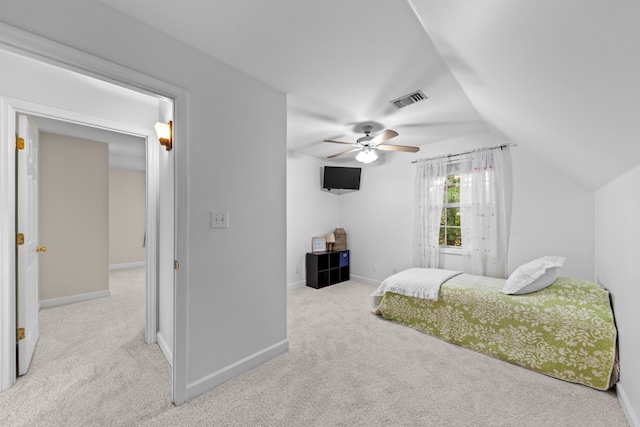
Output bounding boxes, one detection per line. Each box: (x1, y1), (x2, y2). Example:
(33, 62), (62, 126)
(413, 157), (448, 268)
(459, 147), (508, 278)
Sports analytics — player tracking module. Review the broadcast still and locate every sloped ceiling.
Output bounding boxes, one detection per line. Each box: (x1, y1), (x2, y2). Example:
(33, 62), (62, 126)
(411, 0), (640, 189)
(101, 0), (640, 189)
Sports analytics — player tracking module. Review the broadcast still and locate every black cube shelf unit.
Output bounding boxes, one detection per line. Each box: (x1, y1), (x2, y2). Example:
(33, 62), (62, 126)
(306, 250), (350, 289)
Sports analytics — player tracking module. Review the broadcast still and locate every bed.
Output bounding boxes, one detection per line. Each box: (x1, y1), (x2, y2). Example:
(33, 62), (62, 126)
(371, 268), (619, 390)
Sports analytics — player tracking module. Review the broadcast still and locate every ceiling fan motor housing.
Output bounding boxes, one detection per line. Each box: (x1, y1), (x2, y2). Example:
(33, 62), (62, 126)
(357, 135), (374, 145)
(357, 125), (374, 145)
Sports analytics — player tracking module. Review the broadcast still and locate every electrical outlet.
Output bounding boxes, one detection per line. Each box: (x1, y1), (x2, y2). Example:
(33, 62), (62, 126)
(372, 263), (377, 272)
(295, 266), (299, 275)
(210, 211), (229, 228)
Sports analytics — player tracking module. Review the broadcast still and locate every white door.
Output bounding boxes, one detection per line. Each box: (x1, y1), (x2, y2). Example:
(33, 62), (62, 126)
(16, 114), (40, 376)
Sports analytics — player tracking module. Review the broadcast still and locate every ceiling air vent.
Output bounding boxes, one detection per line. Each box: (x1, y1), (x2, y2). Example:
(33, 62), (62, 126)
(389, 90), (427, 109)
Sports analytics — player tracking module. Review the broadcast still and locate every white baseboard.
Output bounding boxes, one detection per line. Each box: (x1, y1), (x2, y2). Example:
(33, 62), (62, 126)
(109, 261), (145, 270)
(287, 280), (306, 290)
(617, 383), (639, 427)
(288, 276), (380, 289)
(186, 339), (289, 401)
(156, 331), (173, 367)
(39, 290), (110, 309)
(350, 274), (381, 286)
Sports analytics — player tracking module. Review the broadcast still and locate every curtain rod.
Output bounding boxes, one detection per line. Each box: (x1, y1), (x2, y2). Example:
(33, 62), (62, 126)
(411, 143), (516, 163)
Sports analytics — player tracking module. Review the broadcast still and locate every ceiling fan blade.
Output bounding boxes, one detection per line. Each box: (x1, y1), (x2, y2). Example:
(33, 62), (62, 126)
(370, 129), (398, 146)
(324, 139), (358, 146)
(327, 148), (362, 159)
(377, 144), (420, 153)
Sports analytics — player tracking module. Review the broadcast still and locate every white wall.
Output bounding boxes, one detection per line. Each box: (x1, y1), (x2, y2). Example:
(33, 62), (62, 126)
(39, 133), (109, 300)
(327, 130), (594, 283)
(286, 151), (340, 286)
(337, 155), (416, 282)
(287, 131), (595, 285)
(109, 169), (146, 266)
(508, 146), (594, 279)
(595, 164), (640, 426)
(0, 52), (159, 127)
(0, 0), (287, 403)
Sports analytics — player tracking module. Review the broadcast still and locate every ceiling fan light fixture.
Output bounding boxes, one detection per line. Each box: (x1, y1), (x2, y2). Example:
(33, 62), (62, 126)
(356, 148), (378, 164)
(325, 127), (416, 162)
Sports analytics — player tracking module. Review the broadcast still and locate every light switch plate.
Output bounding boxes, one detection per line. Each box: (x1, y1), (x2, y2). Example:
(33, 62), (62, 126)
(210, 211), (228, 228)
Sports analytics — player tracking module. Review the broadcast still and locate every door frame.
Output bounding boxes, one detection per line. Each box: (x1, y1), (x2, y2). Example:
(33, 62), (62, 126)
(0, 23), (189, 404)
(1, 96), (159, 371)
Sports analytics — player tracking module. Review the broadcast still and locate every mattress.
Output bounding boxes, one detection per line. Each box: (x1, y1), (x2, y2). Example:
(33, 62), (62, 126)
(373, 273), (619, 390)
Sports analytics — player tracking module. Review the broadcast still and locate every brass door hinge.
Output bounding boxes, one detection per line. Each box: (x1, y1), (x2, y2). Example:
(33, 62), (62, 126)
(174, 260), (179, 270)
(15, 137), (24, 150)
(16, 328), (25, 341)
(16, 233), (24, 246)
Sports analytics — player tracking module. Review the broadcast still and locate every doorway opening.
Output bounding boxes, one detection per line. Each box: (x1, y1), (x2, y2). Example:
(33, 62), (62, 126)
(0, 45), (177, 398)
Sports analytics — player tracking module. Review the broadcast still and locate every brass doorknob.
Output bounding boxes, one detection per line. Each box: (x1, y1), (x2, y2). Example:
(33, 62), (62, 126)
(36, 246), (47, 253)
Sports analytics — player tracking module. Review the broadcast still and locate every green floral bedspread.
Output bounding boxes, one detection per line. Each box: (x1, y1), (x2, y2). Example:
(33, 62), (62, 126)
(374, 274), (618, 390)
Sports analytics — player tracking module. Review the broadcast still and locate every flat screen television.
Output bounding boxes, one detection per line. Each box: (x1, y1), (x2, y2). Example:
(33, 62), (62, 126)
(323, 166), (361, 191)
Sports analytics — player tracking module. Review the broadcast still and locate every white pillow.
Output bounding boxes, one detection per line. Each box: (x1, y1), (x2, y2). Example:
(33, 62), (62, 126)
(501, 256), (566, 295)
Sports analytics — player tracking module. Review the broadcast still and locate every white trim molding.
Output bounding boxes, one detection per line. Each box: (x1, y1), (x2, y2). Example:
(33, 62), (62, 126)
(39, 290), (110, 309)
(186, 339), (289, 402)
(0, 99), (17, 391)
(349, 275), (381, 287)
(0, 23), (180, 100)
(287, 280), (306, 290)
(156, 332), (173, 368)
(617, 384), (639, 427)
(109, 262), (146, 270)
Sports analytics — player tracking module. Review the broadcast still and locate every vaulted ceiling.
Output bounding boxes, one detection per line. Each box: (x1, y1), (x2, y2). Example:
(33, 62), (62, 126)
(100, 0), (640, 189)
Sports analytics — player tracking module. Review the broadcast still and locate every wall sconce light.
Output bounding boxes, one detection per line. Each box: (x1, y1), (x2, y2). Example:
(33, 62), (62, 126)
(154, 121), (172, 151)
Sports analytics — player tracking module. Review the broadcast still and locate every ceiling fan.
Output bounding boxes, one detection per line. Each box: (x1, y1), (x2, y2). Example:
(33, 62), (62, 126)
(324, 125), (419, 163)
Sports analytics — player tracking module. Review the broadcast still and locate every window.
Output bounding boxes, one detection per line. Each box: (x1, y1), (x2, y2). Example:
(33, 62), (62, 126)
(439, 174), (461, 247)
(414, 146), (508, 276)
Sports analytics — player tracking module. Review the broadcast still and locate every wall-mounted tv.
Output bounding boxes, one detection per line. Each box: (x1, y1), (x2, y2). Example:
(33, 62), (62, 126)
(323, 166), (361, 191)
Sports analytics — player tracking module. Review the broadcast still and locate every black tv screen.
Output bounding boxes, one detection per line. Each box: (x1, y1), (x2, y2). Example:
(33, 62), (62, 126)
(323, 166), (361, 190)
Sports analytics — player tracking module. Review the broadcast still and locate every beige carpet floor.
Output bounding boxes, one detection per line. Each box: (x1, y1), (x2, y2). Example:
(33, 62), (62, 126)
(0, 267), (629, 426)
